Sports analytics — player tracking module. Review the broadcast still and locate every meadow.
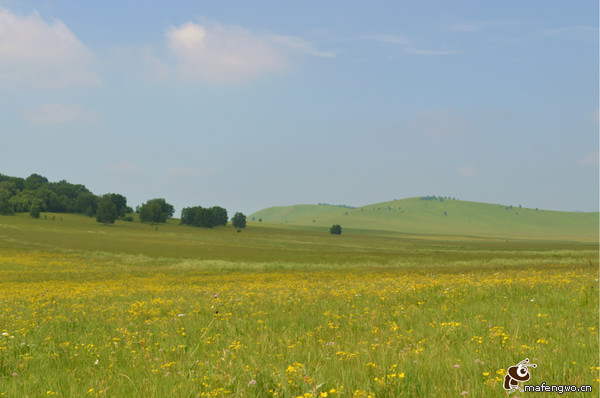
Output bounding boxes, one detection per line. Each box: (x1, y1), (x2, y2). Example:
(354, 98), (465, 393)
(0, 213), (598, 397)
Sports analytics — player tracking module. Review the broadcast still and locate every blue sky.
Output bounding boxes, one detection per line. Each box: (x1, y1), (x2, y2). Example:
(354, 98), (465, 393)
(1, 1), (598, 214)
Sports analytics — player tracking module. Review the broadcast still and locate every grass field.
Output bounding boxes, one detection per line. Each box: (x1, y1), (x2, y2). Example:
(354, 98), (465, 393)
(250, 198), (599, 241)
(0, 213), (598, 397)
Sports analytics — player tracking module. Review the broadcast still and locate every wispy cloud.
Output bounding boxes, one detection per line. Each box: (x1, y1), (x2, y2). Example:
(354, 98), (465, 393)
(268, 35), (335, 58)
(364, 34), (460, 56)
(166, 20), (333, 84)
(451, 20), (539, 33)
(592, 109), (599, 123)
(456, 166), (481, 178)
(402, 47), (461, 56)
(538, 25), (598, 40)
(22, 104), (98, 125)
(0, 7), (99, 88)
(455, 19), (598, 43)
(362, 34), (410, 45)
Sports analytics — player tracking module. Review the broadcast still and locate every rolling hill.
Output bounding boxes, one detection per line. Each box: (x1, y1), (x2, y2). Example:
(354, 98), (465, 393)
(250, 197), (599, 241)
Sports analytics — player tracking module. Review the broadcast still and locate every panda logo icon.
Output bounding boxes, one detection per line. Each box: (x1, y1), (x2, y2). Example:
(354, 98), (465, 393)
(504, 358), (537, 393)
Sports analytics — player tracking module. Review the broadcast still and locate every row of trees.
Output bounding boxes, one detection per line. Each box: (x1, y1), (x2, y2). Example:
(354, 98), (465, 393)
(181, 206), (228, 228)
(2, 173), (248, 229)
(0, 173), (134, 218)
(180, 206), (246, 229)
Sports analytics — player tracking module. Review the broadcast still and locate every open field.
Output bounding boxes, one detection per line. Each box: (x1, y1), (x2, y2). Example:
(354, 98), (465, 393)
(0, 213), (598, 397)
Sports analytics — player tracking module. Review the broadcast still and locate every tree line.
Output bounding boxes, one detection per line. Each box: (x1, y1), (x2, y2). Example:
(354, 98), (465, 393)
(0, 173), (132, 217)
(0, 173), (247, 229)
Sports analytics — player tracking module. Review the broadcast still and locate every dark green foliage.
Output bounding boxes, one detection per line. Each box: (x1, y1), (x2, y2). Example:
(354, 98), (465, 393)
(75, 192), (98, 214)
(96, 195), (118, 224)
(24, 173), (48, 190)
(181, 206), (228, 228)
(0, 173), (129, 217)
(0, 188), (14, 215)
(329, 224), (342, 235)
(106, 193), (128, 217)
(139, 198), (174, 224)
(232, 212), (246, 229)
(29, 203), (41, 219)
(122, 215), (133, 222)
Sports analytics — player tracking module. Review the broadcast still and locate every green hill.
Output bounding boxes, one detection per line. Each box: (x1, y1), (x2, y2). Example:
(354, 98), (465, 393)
(250, 197), (599, 241)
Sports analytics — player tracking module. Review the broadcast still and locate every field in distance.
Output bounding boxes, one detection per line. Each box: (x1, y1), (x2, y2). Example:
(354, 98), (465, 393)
(250, 197), (599, 241)
(0, 213), (597, 397)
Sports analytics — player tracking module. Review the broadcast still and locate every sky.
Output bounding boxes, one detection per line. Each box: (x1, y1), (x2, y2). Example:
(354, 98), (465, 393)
(1, 0), (598, 215)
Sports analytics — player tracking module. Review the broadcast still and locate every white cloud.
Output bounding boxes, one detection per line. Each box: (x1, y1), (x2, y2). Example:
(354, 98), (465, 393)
(23, 103), (98, 124)
(580, 151), (599, 167)
(456, 166), (481, 178)
(105, 162), (139, 172)
(364, 34), (459, 56)
(0, 7), (99, 88)
(166, 21), (333, 84)
(268, 35), (335, 58)
(406, 109), (469, 138)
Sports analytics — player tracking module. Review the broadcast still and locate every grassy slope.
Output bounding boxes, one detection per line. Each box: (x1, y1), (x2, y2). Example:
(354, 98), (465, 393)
(250, 197), (599, 241)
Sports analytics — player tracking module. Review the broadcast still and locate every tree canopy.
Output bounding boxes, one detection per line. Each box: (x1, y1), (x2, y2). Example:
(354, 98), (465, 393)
(232, 212), (247, 229)
(96, 195), (118, 224)
(181, 206), (228, 228)
(329, 224), (342, 235)
(139, 198), (174, 224)
(0, 173), (131, 218)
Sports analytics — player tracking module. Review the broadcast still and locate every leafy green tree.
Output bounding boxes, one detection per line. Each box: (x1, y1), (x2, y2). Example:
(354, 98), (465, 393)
(232, 212), (246, 229)
(107, 193), (128, 217)
(180, 206), (196, 225)
(29, 203), (41, 219)
(139, 198), (174, 224)
(329, 224), (342, 235)
(96, 195), (118, 224)
(210, 206), (228, 227)
(24, 173), (48, 191)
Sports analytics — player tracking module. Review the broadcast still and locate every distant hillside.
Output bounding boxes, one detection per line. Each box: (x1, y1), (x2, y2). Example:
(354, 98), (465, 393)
(250, 197), (599, 241)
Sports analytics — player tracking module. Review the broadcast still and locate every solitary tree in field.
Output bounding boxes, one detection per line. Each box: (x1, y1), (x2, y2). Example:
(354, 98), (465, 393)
(232, 212), (246, 229)
(96, 195), (118, 224)
(330, 224), (342, 235)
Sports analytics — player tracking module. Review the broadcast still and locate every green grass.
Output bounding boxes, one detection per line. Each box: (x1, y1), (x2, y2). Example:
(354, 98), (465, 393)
(250, 197), (599, 241)
(0, 213), (598, 397)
